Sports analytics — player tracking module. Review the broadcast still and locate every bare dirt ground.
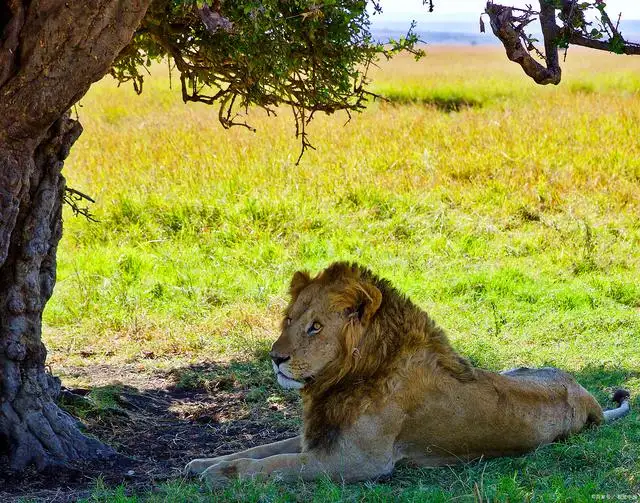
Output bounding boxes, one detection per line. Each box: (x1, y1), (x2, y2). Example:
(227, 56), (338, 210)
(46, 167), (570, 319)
(0, 363), (300, 502)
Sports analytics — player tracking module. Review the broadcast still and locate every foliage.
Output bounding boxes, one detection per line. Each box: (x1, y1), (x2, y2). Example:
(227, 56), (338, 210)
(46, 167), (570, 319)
(558, 0), (638, 53)
(112, 0), (422, 160)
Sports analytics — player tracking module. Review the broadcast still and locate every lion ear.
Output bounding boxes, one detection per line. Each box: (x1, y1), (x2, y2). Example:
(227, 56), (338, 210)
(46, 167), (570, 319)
(334, 279), (382, 326)
(289, 270), (311, 301)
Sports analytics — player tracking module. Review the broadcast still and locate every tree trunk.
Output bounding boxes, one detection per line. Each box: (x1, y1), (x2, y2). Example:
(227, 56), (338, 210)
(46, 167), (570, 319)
(0, 0), (152, 472)
(0, 115), (115, 472)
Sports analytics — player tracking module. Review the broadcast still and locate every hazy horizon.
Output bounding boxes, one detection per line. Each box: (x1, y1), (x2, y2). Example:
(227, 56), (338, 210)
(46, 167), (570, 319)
(371, 20), (640, 45)
(370, 2), (640, 46)
(369, 0), (640, 23)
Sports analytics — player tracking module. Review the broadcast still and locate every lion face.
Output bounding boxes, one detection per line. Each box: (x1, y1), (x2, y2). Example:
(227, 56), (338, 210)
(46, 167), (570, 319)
(270, 266), (382, 390)
(270, 281), (345, 389)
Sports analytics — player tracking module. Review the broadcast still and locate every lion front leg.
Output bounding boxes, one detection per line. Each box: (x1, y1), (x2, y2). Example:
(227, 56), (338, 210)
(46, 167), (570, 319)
(200, 448), (394, 487)
(185, 435), (302, 475)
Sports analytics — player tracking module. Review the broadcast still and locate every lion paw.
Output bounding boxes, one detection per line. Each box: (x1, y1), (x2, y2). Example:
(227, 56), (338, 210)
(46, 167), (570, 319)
(185, 458), (223, 476)
(200, 460), (241, 488)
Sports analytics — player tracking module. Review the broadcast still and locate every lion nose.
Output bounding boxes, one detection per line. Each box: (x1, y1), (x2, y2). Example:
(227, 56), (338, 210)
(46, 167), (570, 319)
(270, 352), (290, 367)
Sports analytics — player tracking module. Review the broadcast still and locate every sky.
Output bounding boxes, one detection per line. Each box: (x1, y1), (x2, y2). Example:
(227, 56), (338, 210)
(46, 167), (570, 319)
(370, 0), (640, 23)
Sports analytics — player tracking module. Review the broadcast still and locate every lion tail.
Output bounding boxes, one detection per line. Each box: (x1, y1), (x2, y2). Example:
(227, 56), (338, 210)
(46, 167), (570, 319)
(603, 389), (631, 423)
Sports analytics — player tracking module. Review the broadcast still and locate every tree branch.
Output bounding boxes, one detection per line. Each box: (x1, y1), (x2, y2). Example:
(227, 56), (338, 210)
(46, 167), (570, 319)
(566, 31), (640, 55)
(485, 0), (640, 85)
(485, 2), (561, 85)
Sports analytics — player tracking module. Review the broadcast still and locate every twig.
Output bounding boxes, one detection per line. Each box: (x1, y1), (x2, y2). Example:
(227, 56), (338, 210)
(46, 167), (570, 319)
(63, 187), (98, 222)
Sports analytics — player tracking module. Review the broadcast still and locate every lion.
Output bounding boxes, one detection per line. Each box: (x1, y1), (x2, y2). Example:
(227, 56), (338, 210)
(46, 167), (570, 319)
(186, 262), (632, 486)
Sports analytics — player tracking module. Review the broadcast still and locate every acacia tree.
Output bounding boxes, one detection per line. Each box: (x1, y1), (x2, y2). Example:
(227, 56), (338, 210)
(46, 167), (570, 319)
(0, 0), (636, 474)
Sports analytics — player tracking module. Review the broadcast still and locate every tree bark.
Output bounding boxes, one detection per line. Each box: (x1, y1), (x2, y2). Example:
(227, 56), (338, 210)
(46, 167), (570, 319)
(0, 116), (115, 472)
(0, 0), (152, 472)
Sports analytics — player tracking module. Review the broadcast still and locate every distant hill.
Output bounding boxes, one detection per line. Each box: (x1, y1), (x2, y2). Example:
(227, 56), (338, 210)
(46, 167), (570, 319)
(371, 20), (640, 46)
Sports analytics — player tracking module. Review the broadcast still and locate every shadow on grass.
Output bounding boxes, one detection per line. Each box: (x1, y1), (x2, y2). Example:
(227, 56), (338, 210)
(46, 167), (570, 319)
(2, 359), (636, 501)
(567, 364), (640, 404)
(50, 361), (640, 466)
(70, 360), (301, 463)
(67, 360), (637, 468)
(0, 359), (301, 501)
(382, 92), (483, 112)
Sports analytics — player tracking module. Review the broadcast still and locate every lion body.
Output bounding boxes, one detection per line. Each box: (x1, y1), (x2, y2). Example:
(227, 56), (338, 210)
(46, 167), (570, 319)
(187, 263), (626, 486)
(393, 366), (603, 465)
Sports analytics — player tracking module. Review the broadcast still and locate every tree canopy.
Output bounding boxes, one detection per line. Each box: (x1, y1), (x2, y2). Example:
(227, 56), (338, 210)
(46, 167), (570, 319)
(112, 0), (422, 160)
(107, 0), (640, 158)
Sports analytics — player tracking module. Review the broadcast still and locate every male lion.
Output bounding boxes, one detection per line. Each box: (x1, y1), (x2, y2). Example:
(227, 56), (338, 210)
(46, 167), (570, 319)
(187, 262), (631, 485)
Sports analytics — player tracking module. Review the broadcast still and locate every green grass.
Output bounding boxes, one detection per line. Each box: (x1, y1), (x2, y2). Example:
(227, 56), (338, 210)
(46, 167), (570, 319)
(58, 385), (129, 421)
(46, 45), (640, 501)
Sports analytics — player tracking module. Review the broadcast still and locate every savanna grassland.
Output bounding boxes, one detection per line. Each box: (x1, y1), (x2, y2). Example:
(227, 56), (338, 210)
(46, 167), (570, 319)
(43, 46), (640, 501)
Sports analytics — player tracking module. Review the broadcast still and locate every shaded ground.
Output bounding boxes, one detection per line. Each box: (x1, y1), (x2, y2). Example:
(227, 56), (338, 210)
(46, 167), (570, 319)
(0, 361), (300, 502)
(1, 365), (637, 502)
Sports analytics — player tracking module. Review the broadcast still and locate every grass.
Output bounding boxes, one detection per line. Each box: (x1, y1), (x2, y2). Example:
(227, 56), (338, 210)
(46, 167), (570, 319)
(45, 45), (640, 501)
(58, 384), (129, 421)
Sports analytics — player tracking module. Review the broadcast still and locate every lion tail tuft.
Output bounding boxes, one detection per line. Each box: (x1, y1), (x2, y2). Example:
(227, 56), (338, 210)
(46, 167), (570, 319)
(604, 389), (631, 423)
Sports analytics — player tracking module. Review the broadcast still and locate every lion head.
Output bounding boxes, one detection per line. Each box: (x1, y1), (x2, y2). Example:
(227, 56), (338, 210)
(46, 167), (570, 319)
(270, 262), (475, 451)
(269, 263), (382, 390)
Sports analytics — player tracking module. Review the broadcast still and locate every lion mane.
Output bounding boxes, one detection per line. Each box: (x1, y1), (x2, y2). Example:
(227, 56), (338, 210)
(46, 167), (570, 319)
(299, 262), (475, 451)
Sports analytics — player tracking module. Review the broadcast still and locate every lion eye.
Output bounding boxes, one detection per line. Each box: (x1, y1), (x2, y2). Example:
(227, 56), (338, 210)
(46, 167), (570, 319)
(307, 321), (322, 335)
